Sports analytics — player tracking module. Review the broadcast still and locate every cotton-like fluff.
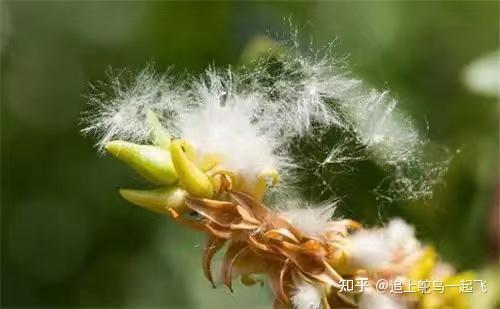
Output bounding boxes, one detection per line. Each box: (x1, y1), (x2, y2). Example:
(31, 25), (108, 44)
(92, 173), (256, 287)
(179, 70), (282, 183)
(81, 69), (189, 152)
(359, 288), (406, 309)
(383, 218), (420, 256)
(279, 201), (337, 237)
(267, 48), (448, 201)
(180, 98), (280, 178)
(347, 218), (421, 269)
(333, 81), (420, 166)
(256, 48), (421, 166)
(180, 97), (279, 180)
(291, 282), (323, 309)
(347, 229), (392, 269)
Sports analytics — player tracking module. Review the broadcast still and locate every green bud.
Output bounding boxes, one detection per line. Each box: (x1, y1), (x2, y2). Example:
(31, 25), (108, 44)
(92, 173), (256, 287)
(105, 140), (178, 185)
(170, 139), (214, 198)
(119, 187), (187, 214)
(146, 110), (171, 149)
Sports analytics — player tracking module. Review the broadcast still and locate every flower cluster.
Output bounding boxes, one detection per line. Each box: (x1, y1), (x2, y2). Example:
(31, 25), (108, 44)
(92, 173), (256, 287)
(82, 41), (469, 308)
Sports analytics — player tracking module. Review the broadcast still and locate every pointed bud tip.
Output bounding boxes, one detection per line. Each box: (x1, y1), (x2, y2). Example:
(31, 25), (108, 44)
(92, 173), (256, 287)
(119, 187), (187, 214)
(104, 140), (178, 185)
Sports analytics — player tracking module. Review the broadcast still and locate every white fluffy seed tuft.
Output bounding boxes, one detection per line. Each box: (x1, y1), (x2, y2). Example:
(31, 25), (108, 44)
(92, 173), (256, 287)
(279, 201), (337, 237)
(347, 218), (421, 269)
(348, 230), (392, 269)
(179, 70), (282, 182)
(263, 46), (448, 202)
(81, 68), (189, 152)
(383, 218), (420, 255)
(291, 282), (323, 309)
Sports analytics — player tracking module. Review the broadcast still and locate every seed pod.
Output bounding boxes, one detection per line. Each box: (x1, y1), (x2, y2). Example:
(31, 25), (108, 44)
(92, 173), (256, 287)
(170, 139), (214, 198)
(119, 186), (187, 214)
(106, 140), (178, 185)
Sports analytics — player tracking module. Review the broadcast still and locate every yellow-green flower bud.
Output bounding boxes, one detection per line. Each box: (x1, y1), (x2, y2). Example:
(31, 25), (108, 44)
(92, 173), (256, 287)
(105, 140), (178, 185)
(119, 187), (187, 214)
(170, 139), (214, 198)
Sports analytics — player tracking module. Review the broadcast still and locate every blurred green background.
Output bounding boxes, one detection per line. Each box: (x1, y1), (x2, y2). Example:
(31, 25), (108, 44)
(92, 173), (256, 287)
(1, 1), (498, 308)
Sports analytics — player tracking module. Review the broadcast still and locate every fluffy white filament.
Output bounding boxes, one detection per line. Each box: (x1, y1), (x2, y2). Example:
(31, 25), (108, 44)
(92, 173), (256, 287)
(347, 218), (421, 269)
(383, 218), (420, 256)
(260, 48), (448, 201)
(348, 230), (392, 269)
(279, 202), (337, 237)
(81, 69), (189, 151)
(291, 282), (323, 309)
(180, 90), (279, 181)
